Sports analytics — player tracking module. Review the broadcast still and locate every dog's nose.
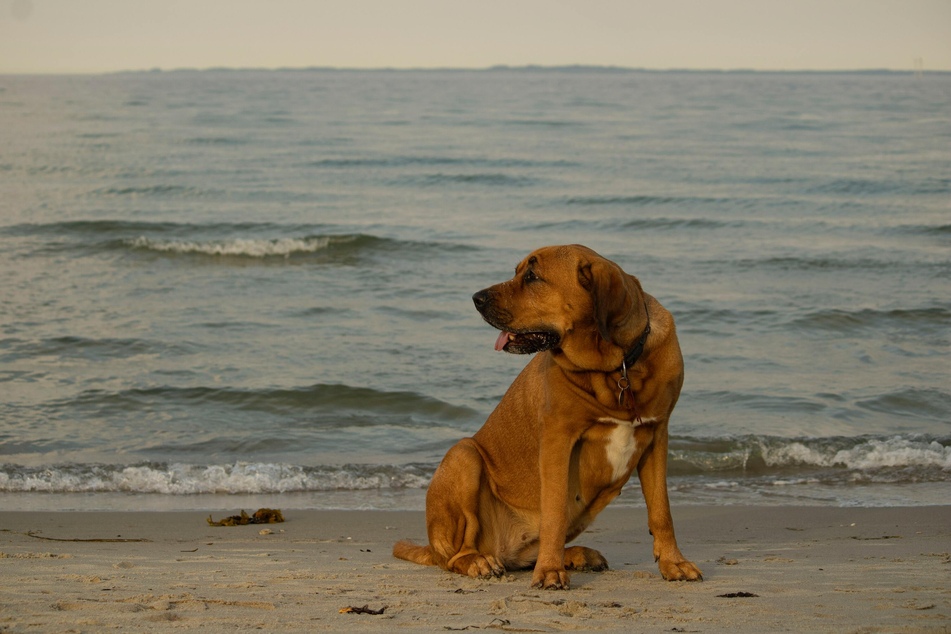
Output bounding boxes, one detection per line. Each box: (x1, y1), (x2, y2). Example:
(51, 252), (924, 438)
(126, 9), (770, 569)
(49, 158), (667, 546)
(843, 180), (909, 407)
(472, 289), (490, 309)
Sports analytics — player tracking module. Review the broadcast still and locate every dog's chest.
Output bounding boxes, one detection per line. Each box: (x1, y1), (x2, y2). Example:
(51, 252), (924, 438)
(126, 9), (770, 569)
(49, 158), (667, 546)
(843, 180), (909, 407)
(598, 418), (646, 483)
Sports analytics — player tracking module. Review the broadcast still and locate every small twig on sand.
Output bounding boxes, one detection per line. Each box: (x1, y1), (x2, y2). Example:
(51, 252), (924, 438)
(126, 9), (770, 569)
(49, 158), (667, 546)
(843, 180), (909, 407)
(25, 531), (151, 543)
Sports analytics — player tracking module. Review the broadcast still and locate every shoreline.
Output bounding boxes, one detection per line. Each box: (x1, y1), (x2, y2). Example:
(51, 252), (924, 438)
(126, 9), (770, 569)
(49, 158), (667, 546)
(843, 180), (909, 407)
(3, 472), (949, 512)
(2, 505), (949, 632)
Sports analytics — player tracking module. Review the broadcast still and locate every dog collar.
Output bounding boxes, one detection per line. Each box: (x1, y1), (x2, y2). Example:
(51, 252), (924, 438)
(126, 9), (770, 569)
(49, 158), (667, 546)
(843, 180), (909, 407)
(614, 302), (651, 416)
(619, 301), (651, 372)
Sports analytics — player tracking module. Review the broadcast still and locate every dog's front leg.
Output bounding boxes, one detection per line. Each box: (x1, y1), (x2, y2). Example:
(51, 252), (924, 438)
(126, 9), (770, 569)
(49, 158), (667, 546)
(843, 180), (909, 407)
(531, 430), (575, 589)
(636, 422), (702, 581)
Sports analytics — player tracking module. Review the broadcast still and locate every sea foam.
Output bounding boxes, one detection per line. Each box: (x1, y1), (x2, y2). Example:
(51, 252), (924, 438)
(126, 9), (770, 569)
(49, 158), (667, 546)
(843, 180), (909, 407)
(127, 236), (335, 258)
(0, 463), (431, 495)
(760, 436), (951, 471)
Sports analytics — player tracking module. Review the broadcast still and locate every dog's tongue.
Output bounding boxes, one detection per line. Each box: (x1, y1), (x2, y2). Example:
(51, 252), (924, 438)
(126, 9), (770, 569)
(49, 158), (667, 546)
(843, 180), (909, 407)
(494, 331), (511, 351)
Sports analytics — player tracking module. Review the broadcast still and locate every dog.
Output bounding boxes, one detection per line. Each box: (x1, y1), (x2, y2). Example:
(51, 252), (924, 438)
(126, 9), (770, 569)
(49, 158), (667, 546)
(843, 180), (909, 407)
(394, 245), (701, 589)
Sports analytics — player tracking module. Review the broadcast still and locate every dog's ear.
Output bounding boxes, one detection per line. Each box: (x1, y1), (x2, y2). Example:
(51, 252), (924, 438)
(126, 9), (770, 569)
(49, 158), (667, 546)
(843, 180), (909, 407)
(579, 258), (641, 346)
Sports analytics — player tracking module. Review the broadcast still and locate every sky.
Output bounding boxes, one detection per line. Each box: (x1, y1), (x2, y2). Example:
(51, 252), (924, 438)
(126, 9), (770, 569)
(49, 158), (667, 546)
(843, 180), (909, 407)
(1, 0), (949, 74)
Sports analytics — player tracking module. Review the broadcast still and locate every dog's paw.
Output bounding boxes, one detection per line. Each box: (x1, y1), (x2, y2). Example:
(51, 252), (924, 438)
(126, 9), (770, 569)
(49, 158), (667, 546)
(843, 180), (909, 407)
(531, 566), (570, 590)
(658, 557), (703, 581)
(461, 554), (505, 579)
(563, 546), (609, 572)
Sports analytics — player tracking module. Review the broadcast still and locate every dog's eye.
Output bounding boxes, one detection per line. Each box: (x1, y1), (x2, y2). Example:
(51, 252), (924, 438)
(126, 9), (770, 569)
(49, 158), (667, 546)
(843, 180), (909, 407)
(524, 270), (540, 283)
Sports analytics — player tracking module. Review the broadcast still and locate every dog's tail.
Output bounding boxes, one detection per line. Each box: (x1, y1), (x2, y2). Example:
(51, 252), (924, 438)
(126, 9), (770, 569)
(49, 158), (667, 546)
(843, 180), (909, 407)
(393, 539), (437, 566)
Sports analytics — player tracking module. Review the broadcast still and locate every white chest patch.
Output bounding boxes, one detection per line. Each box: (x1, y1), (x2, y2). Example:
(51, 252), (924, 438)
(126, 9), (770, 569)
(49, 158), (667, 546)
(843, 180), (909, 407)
(598, 417), (656, 483)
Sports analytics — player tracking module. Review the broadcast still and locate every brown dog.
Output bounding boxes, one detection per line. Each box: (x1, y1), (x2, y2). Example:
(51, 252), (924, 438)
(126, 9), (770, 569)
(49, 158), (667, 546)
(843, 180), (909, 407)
(394, 245), (701, 589)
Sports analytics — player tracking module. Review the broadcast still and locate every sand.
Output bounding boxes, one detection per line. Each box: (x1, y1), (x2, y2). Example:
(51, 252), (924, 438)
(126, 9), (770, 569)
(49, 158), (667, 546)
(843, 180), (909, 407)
(1, 505), (949, 632)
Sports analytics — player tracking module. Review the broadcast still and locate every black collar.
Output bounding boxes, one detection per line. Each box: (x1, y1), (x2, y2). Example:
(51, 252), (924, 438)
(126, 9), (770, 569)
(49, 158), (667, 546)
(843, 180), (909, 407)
(617, 301), (651, 372)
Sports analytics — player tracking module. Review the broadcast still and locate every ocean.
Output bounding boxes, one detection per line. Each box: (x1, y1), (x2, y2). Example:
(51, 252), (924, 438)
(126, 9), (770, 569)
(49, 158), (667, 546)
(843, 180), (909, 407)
(1, 69), (948, 511)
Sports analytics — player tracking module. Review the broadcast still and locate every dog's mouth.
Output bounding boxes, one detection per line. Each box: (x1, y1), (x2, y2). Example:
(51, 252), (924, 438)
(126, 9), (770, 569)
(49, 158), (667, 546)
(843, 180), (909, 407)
(493, 329), (560, 355)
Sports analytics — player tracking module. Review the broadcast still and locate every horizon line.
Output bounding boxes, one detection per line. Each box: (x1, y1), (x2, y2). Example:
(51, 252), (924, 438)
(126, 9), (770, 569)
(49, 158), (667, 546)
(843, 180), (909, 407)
(2, 64), (949, 77)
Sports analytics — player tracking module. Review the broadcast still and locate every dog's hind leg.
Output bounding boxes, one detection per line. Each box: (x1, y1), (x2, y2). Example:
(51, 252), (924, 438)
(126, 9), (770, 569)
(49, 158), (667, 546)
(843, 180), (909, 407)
(425, 438), (505, 578)
(563, 545), (609, 571)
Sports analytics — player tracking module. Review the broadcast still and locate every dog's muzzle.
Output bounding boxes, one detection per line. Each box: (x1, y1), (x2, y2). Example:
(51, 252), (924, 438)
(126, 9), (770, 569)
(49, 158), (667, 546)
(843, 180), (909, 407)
(472, 288), (560, 355)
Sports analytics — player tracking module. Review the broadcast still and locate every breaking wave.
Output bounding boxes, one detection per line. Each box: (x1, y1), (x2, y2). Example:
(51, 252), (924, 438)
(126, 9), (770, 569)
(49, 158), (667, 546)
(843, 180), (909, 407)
(3, 435), (946, 497)
(5, 221), (468, 262)
(0, 463), (431, 495)
(668, 434), (951, 479)
(125, 235), (341, 258)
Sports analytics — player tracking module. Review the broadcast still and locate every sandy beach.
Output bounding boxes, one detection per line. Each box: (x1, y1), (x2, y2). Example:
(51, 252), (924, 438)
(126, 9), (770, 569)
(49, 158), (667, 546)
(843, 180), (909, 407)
(1, 505), (949, 632)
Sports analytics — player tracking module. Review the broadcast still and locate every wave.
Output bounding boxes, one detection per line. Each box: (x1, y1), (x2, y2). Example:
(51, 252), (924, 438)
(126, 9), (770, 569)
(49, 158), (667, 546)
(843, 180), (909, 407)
(122, 232), (472, 262)
(1, 435), (946, 495)
(0, 462), (432, 495)
(687, 385), (950, 424)
(618, 217), (739, 231)
(698, 391), (830, 414)
(399, 173), (537, 187)
(5, 220), (469, 262)
(0, 336), (192, 363)
(674, 306), (778, 328)
(564, 194), (729, 206)
(522, 216), (738, 232)
(855, 388), (951, 421)
(788, 306), (951, 332)
(3, 219), (300, 239)
(727, 255), (951, 274)
(91, 184), (219, 198)
(668, 434), (951, 479)
(896, 223), (951, 237)
(306, 155), (575, 169)
(55, 383), (479, 421)
(732, 255), (885, 272)
(186, 136), (248, 145)
(676, 304), (950, 345)
(5, 219), (184, 237)
(811, 176), (950, 196)
(125, 234), (347, 258)
(503, 118), (581, 128)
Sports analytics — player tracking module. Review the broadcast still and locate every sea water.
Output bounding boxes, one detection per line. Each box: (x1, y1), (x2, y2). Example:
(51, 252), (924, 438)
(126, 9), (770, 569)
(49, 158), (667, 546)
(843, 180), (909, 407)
(1, 69), (948, 510)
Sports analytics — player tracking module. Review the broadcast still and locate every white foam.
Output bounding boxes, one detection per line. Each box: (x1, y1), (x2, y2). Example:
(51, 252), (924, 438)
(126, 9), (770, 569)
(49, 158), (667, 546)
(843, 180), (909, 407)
(762, 436), (951, 471)
(0, 463), (431, 495)
(831, 438), (951, 470)
(127, 236), (334, 258)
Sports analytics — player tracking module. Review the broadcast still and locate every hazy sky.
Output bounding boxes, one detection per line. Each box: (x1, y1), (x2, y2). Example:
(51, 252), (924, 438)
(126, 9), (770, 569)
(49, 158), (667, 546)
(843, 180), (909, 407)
(1, 0), (949, 74)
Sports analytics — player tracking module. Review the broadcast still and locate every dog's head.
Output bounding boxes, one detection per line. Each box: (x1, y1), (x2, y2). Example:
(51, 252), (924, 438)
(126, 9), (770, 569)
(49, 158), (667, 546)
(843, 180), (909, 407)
(472, 245), (645, 369)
